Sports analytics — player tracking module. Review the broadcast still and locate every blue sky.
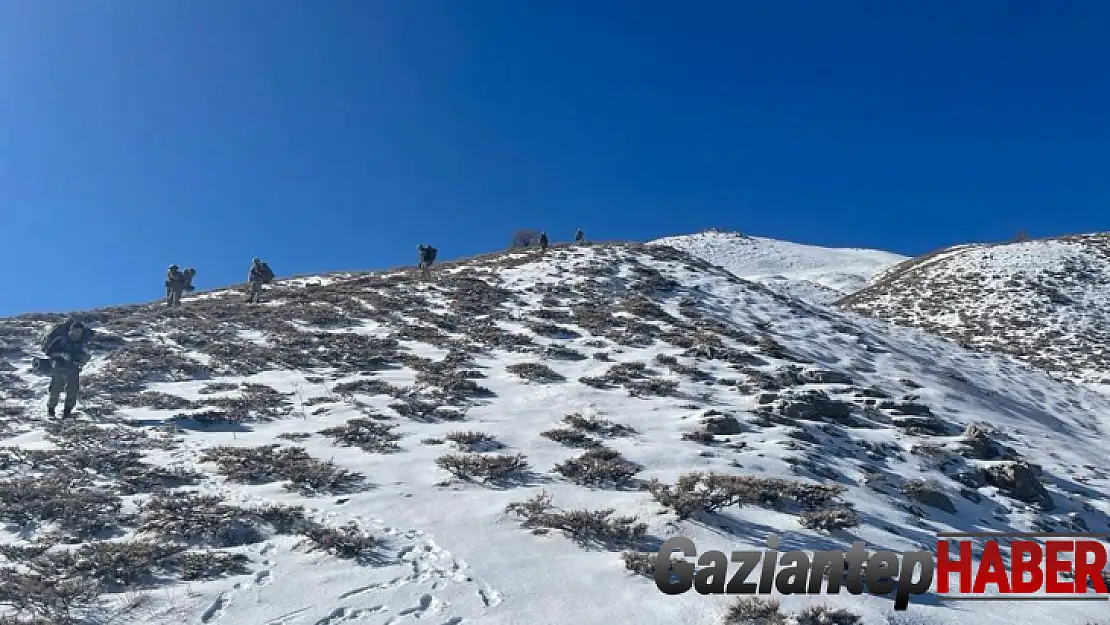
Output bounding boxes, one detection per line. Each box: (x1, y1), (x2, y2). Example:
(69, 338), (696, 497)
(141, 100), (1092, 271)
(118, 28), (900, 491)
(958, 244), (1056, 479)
(0, 1), (1106, 316)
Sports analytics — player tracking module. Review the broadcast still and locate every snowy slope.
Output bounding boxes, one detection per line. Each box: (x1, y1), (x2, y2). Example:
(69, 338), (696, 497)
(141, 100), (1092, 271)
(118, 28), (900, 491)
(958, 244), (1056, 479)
(839, 233), (1110, 391)
(651, 230), (909, 303)
(0, 243), (1108, 625)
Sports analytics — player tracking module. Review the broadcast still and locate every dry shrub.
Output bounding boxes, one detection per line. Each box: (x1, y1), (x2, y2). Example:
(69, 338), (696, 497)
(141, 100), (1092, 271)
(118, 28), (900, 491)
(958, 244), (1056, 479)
(444, 431), (503, 452)
(795, 605), (862, 625)
(300, 521), (377, 561)
(620, 550), (686, 578)
(647, 472), (846, 519)
(199, 444), (365, 495)
(7, 541), (248, 593)
(504, 491), (646, 549)
(525, 321), (581, 340)
(136, 492), (284, 547)
(506, 362), (566, 383)
(317, 419), (402, 454)
(332, 378), (408, 398)
(562, 413), (636, 437)
(540, 428), (603, 449)
(543, 345), (587, 361)
(626, 378), (679, 397)
(415, 369), (495, 399)
(0, 475), (122, 540)
(0, 568), (100, 624)
(435, 453), (529, 484)
(723, 597), (786, 625)
(798, 507), (859, 531)
(552, 447), (640, 487)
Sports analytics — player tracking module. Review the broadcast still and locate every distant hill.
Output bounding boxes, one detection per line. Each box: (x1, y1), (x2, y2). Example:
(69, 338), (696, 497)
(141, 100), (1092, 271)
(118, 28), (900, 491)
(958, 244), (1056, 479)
(651, 229), (908, 303)
(839, 232), (1110, 390)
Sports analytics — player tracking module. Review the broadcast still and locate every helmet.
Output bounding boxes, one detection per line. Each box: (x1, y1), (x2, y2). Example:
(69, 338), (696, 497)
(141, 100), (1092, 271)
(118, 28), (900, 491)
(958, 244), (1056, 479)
(169, 264), (179, 271)
(252, 257), (261, 264)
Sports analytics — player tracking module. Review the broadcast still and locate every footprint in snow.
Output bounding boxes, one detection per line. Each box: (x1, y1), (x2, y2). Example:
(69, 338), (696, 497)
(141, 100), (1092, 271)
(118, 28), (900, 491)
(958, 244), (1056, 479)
(311, 605), (388, 625)
(397, 594), (441, 618)
(199, 592), (228, 624)
(478, 587), (503, 608)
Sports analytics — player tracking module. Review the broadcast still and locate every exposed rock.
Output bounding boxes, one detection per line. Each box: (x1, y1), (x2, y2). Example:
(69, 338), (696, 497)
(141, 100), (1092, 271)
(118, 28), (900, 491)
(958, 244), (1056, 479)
(958, 424), (1018, 460)
(902, 481), (957, 514)
(984, 461), (1054, 510)
(879, 400), (933, 416)
(854, 386), (890, 399)
(802, 369), (854, 385)
(777, 390), (854, 423)
(954, 468), (988, 489)
(891, 415), (952, 436)
(698, 411), (745, 435)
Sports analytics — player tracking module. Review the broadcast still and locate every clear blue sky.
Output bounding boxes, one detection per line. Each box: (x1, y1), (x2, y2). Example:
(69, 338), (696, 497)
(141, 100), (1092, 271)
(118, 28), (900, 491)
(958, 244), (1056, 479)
(1, 1), (1107, 316)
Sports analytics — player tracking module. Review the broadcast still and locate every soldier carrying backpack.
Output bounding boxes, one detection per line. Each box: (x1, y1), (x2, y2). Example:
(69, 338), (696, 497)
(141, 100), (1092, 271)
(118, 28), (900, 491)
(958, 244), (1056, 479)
(247, 257), (275, 303)
(31, 317), (93, 418)
(417, 245), (438, 280)
(538, 231), (549, 252)
(165, 264), (191, 307)
(182, 268), (196, 292)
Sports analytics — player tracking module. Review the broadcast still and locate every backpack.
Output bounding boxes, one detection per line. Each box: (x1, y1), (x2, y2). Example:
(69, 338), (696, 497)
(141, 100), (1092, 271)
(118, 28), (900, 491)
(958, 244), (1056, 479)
(40, 321), (72, 354)
(426, 247), (437, 262)
(165, 270), (184, 289)
(29, 357), (53, 376)
(254, 263), (274, 284)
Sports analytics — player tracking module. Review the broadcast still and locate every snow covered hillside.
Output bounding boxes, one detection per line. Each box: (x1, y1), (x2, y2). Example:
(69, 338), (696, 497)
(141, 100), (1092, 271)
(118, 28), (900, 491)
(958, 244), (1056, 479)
(838, 233), (1110, 391)
(651, 230), (908, 304)
(0, 242), (1108, 625)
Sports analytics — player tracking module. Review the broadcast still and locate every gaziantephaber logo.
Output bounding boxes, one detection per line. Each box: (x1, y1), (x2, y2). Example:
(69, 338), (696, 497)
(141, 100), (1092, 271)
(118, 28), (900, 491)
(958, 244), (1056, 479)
(656, 532), (1110, 610)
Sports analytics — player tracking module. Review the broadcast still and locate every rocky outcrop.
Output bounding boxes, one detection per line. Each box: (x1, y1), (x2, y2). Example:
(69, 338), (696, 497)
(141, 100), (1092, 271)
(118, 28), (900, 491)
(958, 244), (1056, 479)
(984, 461), (1054, 510)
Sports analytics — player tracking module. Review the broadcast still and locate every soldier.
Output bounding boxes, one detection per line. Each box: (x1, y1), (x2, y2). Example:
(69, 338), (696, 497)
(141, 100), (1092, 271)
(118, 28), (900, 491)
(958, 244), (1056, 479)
(538, 231), (549, 252)
(41, 318), (93, 418)
(247, 258), (275, 303)
(182, 268), (197, 294)
(575, 228), (585, 244)
(417, 244), (438, 280)
(165, 265), (187, 307)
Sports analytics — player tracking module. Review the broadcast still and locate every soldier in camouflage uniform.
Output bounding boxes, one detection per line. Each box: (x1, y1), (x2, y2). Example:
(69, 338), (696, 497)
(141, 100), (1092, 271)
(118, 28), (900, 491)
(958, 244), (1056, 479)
(247, 258), (274, 303)
(42, 318), (92, 418)
(417, 245), (437, 280)
(166, 265), (186, 307)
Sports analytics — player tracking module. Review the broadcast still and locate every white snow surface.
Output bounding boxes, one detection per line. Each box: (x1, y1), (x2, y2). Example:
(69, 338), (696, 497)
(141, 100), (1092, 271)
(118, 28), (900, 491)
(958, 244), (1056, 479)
(840, 233), (1110, 390)
(651, 230), (908, 303)
(0, 242), (1108, 625)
